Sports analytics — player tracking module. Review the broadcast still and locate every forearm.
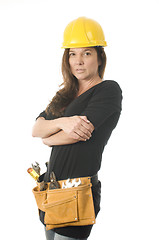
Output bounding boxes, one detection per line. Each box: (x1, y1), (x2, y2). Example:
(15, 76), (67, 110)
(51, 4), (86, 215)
(42, 130), (81, 146)
(32, 117), (66, 138)
(32, 115), (94, 141)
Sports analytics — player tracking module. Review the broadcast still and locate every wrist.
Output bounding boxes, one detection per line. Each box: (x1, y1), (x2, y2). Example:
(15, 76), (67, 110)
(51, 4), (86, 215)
(53, 117), (66, 130)
(42, 136), (52, 147)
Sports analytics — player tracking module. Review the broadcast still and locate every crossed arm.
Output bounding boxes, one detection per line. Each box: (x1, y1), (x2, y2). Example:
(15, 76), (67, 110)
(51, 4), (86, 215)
(32, 115), (95, 146)
(42, 130), (83, 146)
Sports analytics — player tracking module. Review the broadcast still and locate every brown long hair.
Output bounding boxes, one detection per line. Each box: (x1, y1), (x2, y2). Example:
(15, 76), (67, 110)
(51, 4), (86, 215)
(45, 47), (107, 117)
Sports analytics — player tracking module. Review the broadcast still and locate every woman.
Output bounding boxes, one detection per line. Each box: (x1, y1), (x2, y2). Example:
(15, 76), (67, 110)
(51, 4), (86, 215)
(32, 17), (122, 240)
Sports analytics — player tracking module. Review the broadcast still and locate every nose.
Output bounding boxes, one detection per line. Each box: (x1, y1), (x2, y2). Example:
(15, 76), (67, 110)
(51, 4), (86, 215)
(75, 54), (84, 65)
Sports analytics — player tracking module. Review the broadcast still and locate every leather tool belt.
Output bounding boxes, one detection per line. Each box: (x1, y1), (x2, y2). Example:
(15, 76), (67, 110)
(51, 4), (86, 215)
(32, 174), (98, 230)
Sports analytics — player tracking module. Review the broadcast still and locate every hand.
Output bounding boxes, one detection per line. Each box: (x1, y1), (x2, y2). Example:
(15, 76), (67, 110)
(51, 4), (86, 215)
(59, 115), (94, 141)
(42, 137), (52, 147)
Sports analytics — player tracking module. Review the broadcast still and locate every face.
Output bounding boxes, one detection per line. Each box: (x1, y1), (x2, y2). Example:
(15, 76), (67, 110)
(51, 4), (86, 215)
(68, 47), (100, 82)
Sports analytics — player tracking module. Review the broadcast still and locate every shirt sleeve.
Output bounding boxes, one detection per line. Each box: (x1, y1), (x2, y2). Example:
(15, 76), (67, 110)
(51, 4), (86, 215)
(36, 110), (47, 120)
(35, 110), (57, 121)
(80, 81), (122, 131)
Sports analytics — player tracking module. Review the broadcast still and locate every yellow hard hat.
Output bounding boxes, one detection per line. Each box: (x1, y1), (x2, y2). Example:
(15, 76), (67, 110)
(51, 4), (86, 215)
(62, 17), (107, 49)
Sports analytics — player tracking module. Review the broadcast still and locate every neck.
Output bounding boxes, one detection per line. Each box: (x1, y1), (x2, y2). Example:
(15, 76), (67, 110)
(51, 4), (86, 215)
(77, 76), (102, 97)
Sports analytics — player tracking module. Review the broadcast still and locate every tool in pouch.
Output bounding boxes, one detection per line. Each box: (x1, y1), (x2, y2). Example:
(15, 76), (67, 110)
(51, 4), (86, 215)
(27, 168), (39, 181)
(27, 162), (48, 191)
(32, 161), (41, 175)
(62, 178), (81, 188)
(49, 174), (82, 189)
(49, 171), (60, 189)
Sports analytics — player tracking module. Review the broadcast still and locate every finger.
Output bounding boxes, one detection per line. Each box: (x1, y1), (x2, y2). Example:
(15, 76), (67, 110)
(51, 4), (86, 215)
(79, 116), (94, 130)
(74, 129), (91, 140)
(80, 120), (94, 133)
(79, 116), (90, 123)
(70, 132), (86, 141)
(77, 125), (92, 138)
(88, 121), (95, 131)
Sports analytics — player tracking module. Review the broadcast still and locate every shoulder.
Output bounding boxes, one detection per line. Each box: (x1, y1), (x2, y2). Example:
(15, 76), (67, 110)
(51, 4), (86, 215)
(101, 80), (121, 90)
(95, 80), (122, 95)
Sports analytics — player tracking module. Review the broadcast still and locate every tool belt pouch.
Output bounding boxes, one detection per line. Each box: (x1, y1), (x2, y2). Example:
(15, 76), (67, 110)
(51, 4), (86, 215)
(32, 173), (47, 212)
(32, 176), (96, 230)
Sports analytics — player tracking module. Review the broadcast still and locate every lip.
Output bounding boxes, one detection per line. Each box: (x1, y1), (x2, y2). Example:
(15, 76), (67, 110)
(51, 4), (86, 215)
(76, 69), (85, 73)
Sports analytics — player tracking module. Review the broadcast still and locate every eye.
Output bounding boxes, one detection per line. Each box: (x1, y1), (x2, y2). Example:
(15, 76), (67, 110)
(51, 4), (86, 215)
(69, 52), (75, 57)
(84, 51), (91, 56)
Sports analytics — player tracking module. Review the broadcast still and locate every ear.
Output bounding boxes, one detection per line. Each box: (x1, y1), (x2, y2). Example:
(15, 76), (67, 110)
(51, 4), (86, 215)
(98, 58), (102, 66)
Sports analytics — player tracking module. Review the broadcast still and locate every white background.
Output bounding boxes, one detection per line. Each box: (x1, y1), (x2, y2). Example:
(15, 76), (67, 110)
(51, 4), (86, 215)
(0, 0), (159, 239)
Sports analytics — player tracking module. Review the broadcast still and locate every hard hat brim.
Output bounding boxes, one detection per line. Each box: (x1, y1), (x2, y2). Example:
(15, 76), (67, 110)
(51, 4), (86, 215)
(62, 41), (107, 49)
